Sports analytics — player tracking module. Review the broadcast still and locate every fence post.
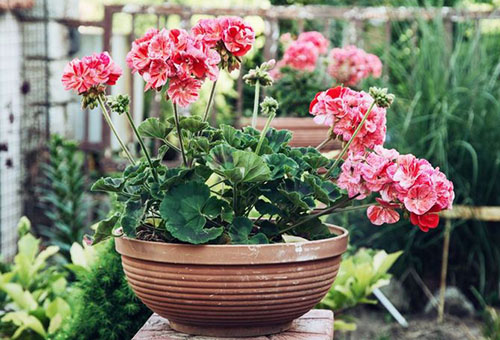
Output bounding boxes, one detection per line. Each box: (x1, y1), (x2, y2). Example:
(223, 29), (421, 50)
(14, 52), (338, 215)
(438, 218), (452, 323)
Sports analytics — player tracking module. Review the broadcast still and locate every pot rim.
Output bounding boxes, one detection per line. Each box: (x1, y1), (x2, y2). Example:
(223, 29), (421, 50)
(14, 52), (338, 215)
(115, 224), (348, 265)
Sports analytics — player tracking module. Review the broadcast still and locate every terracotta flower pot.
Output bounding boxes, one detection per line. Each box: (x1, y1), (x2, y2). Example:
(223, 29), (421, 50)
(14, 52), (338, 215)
(240, 117), (341, 151)
(115, 225), (348, 337)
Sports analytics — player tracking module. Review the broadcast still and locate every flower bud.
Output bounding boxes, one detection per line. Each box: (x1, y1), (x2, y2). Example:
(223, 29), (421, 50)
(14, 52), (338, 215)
(260, 96), (279, 116)
(243, 60), (276, 87)
(107, 94), (130, 115)
(369, 87), (395, 108)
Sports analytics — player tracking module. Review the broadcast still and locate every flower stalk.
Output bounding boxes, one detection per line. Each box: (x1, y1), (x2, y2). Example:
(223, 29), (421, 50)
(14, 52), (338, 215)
(251, 82), (261, 129)
(172, 103), (188, 167)
(201, 79), (218, 123)
(97, 95), (135, 164)
(255, 111), (276, 155)
(124, 110), (159, 182)
(316, 128), (334, 151)
(324, 101), (376, 179)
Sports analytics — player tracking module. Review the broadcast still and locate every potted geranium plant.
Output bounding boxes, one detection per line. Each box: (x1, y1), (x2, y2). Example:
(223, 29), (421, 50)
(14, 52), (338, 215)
(265, 33), (383, 151)
(61, 17), (454, 337)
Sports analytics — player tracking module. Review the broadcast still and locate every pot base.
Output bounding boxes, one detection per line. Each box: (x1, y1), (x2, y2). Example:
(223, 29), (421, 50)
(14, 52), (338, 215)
(169, 321), (293, 337)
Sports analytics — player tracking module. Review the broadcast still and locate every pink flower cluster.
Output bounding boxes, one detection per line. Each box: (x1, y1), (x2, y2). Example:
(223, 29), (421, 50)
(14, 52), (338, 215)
(309, 86), (386, 154)
(192, 16), (255, 57)
(61, 52), (122, 94)
(327, 45), (382, 86)
(272, 31), (329, 76)
(126, 28), (220, 106)
(337, 146), (455, 232)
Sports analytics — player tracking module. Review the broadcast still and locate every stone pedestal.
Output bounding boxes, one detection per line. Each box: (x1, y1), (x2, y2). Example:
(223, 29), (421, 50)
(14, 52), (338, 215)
(133, 310), (334, 340)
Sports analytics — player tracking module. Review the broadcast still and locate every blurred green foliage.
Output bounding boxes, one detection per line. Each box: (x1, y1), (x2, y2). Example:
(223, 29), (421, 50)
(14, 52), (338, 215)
(318, 248), (402, 331)
(38, 135), (89, 262)
(0, 218), (71, 340)
(484, 306), (500, 340)
(329, 16), (500, 306)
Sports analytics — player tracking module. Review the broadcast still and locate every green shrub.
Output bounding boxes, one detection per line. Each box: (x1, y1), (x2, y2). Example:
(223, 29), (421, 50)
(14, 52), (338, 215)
(0, 217), (71, 340)
(58, 239), (150, 340)
(317, 248), (402, 331)
(38, 135), (89, 261)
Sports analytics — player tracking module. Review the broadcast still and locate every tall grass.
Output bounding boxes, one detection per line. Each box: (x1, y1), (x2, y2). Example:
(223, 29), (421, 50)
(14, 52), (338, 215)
(341, 17), (500, 302)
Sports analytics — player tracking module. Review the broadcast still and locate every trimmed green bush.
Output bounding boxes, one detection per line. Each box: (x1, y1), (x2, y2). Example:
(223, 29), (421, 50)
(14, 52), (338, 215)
(58, 239), (150, 340)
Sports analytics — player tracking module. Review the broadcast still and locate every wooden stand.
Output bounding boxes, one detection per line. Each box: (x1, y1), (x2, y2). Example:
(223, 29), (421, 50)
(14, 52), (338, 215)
(133, 310), (334, 340)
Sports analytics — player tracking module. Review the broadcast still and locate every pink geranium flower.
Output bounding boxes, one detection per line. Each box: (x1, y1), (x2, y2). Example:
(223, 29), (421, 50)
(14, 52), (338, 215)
(328, 45), (382, 86)
(62, 52), (122, 94)
(335, 144), (454, 230)
(126, 26), (222, 106)
(310, 86), (387, 154)
(367, 199), (400, 226)
(404, 184), (438, 215)
(297, 31), (329, 55)
(191, 18), (223, 47)
(167, 77), (202, 107)
(282, 41), (319, 72)
(219, 17), (255, 57)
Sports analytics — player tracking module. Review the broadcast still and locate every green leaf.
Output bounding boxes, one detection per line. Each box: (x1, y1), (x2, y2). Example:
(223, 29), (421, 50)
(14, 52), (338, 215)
(179, 116), (209, 134)
(258, 220), (280, 238)
(93, 214), (120, 244)
(228, 217), (268, 245)
(204, 196), (234, 222)
(159, 182), (225, 244)
(334, 320), (357, 332)
(160, 168), (195, 190)
(91, 177), (125, 193)
(138, 118), (173, 140)
(278, 179), (315, 210)
(120, 200), (144, 238)
(265, 128), (292, 152)
(2, 311), (47, 338)
(263, 153), (299, 179)
(17, 233), (39, 261)
(304, 174), (342, 204)
(206, 145), (271, 183)
(221, 124), (243, 148)
(288, 217), (331, 241)
(255, 200), (284, 217)
(17, 217), (31, 237)
(0, 283), (38, 310)
(232, 150), (271, 183)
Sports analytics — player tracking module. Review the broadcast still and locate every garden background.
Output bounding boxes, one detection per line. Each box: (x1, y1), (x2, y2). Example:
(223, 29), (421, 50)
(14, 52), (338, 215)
(1, 0), (500, 339)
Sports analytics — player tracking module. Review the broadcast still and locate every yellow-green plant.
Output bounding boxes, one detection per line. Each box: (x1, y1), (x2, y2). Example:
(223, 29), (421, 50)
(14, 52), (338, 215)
(484, 306), (500, 340)
(317, 248), (402, 331)
(0, 217), (71, 340)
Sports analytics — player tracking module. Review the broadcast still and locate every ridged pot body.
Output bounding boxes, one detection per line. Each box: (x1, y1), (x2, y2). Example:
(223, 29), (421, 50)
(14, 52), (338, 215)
(115, 225), (348, 337)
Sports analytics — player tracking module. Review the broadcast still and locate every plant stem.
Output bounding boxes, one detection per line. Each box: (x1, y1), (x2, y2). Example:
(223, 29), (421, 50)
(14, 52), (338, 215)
(124, 111), (159, 182)
(280, 196), (352, 234)
(316, 134), (332, 151)
(201, 79), (217, 123)
(251, 82), (261, 129)
(162, 139), (181, 153)
(172, 103), (187, 167)
(324, 101), (376, 179)
(97, 95), (135, 164)
(255, 111), (276, 155)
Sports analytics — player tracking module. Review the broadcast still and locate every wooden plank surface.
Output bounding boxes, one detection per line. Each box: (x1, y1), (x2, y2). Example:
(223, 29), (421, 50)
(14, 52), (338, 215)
(133, 310), (334, 340)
